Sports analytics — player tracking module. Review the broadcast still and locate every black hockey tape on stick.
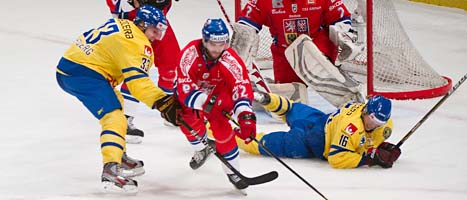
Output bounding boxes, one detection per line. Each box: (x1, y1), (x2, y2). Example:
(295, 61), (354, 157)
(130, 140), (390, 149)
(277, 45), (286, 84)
(178, 118), (278, 186)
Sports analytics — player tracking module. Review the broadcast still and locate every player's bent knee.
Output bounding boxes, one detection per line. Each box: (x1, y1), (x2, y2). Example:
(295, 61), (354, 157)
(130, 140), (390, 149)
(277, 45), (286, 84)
(99, 109), (127, 137)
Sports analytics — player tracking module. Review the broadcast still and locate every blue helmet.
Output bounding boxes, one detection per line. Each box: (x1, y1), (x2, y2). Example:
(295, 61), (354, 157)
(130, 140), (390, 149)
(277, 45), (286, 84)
(134, 5), (167, 31)
(202, 18), (230, 43)
(365, 95), (392, 124)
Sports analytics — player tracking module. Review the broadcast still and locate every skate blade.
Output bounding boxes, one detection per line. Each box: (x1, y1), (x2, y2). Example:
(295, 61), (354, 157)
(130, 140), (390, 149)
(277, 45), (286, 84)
(126, 135), (143, 144)
(234, 188), (248, 196)
(122, 167), (145, 178)
(163, 120), (177, 128)
(102, 181), (137, 195)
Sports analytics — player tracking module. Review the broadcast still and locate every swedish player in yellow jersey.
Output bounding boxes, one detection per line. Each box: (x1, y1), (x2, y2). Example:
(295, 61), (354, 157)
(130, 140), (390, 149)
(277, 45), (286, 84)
(237, 92), (401, 169)
(56, 5), (180, 193)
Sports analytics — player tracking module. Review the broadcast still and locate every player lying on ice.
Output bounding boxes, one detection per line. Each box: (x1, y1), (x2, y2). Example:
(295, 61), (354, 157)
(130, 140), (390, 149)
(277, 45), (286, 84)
(237, 92), (401, 169)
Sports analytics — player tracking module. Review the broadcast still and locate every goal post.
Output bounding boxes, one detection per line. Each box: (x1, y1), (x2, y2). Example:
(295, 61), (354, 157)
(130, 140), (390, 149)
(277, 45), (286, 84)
(363, 0), (451, 99)
(233, 0), (452, 100)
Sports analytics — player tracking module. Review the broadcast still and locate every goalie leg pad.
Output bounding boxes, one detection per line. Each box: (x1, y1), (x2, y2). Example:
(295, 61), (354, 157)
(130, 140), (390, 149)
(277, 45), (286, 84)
(269, 82), (308, 105)
(231, 23), (275, 103)
(231, 22), (259, 68)
(231, 23), (273, 96)
(285, 34), (366, 107)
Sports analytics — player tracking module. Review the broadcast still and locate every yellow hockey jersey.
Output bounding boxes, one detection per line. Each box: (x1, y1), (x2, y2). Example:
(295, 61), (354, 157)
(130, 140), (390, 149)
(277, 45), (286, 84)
(324, 103), (393, 168)
(62, 18), (165, 107)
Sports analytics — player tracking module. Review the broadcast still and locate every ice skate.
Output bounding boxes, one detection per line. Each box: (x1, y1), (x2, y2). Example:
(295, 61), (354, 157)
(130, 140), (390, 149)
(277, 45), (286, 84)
(253, 91), (271, 105)
(101, 162), (138, 194)
(189, 139), (215, 170)
(125, 115), (144, 144)
(163, 118), (178, 127)
(121, 153), (145, 178)
(227, 173), (248, 195)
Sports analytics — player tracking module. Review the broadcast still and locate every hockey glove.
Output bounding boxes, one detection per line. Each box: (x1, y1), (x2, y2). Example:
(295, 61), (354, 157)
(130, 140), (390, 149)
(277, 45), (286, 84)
(236, 111), (257, 144)
(329, 22), (364, 62)
(365, 147), (394, 168)
(153, 95), (181, 126)
(378, 142), (401, 163)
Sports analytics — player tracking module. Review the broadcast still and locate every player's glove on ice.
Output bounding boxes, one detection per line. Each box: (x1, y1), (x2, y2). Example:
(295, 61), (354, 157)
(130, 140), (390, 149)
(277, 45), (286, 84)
(365, 147), (395, 168)
(153, 95), (181, 126)
(378, 142), (401, 163)
(236, 111), (256, 144)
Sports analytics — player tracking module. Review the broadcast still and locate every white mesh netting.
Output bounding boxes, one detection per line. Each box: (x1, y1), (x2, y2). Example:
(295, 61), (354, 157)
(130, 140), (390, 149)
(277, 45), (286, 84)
(237, 0), (450, 98)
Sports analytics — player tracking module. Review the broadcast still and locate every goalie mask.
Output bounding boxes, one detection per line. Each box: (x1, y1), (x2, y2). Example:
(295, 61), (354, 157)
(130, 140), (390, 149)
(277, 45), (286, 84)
(363, 95), (392, 130)
(134, 5), (168, 41)
(201, 18), (230, 60)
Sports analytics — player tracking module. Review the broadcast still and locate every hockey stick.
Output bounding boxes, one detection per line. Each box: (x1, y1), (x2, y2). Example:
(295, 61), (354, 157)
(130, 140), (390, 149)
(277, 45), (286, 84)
(178, 118), (278, 186)
(396, 73), (467, 148)
(223, 111), (329, 200)
(215, 0), (234, 28)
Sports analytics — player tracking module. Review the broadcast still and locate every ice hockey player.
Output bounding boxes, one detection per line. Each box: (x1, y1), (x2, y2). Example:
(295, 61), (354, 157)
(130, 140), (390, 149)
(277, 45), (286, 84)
(237, 92), (401, 169)
(106, 0), (181, 143)
(232, 0), (366, 107)
(56, 5), (180, 193)
(175, 18), (257, 191)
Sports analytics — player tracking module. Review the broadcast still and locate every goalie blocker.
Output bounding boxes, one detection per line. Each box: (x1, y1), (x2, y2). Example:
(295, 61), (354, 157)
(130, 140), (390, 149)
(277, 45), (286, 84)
(285, 34), (366, 107)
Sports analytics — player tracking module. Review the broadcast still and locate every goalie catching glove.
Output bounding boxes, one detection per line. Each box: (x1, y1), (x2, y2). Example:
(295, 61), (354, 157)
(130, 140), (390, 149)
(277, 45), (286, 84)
(153, 95), (181, 126)
(329, 22), (365, 62)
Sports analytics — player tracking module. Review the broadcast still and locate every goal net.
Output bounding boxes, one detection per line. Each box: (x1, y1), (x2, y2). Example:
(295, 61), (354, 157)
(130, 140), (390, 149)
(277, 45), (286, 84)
(234, 0), (451, 100)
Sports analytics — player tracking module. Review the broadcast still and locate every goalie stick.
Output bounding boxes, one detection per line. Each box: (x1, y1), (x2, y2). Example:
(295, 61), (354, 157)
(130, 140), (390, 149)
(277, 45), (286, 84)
(177, 118), (279, 186)
(396, 73), (467, 148)
(223, 111), (329, 200)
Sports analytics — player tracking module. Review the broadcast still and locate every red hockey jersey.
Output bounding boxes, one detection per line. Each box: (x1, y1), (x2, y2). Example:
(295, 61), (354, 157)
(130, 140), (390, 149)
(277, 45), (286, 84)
(238, 0), (351, 48)
(176, 39), (254, 116)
